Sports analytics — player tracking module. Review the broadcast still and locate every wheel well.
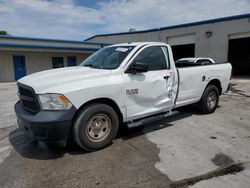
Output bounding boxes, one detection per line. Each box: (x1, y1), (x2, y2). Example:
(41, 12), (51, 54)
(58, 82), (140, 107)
(73, 98), (123, 124)
(207, 79), (222, 95)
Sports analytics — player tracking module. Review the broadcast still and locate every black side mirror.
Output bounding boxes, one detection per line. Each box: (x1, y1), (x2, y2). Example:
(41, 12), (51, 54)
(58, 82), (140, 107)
(125, 62), (149, 74)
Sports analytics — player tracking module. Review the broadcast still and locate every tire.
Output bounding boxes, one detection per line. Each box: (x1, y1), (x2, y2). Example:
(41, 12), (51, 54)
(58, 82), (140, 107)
(198, 85), (219, 114)
(73, 103), (119, 151)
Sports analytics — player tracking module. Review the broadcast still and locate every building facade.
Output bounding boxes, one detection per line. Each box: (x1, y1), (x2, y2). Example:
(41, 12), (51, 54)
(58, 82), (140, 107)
(86, 14), (250, 76)
(0, 36), (110, 82)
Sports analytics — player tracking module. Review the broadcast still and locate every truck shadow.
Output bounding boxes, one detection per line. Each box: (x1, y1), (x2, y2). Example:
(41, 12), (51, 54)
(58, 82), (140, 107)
(9, 106), (196, 160)
(8, 128), (90, 160)
(229, 83), (250, 98)
(117, 108), (194, 140)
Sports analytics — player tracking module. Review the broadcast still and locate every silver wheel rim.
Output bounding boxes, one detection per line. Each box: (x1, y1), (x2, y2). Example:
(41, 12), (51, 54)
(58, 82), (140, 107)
(86, 113), (111, 142)
(207, 91), (217, 109)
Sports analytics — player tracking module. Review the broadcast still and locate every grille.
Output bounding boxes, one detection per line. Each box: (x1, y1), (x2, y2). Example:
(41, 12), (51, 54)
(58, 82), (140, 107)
(19, 86), (34, 97)
(18, 85), (39, 113)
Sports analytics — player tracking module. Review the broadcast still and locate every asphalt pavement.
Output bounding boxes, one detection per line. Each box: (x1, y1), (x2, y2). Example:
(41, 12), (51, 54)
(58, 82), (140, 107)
(0, 79), (249, 188)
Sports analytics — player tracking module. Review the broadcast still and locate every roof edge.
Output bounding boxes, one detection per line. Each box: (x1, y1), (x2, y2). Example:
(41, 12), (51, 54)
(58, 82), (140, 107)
(85, 13), (250, 41)
(0, 35), (112, 46)
(0, 42), (100, 51)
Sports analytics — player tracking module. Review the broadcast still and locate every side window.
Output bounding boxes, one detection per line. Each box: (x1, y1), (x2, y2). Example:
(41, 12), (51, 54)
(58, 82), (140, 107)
(132, 46), (169, 71)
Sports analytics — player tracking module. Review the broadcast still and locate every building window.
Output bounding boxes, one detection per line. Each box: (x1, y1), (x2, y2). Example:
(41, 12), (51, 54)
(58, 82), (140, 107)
(52, 57), (64, 68)
(67, 56), (76, 66)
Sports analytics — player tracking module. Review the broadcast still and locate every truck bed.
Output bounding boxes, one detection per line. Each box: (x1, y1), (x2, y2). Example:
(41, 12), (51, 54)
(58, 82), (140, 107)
(174, 62), (232, 108)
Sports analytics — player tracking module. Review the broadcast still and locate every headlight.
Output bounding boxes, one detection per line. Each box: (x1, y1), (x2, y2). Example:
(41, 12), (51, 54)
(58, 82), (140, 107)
(38, 94), (73, 110)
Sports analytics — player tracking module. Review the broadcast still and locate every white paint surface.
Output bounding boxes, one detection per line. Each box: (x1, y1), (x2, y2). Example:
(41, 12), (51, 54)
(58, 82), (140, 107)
(18, 42), (231, 122)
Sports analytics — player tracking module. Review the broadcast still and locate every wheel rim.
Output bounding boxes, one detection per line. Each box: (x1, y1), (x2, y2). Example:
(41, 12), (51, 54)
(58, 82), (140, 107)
(86, 113), (111, 142)
(207, 91), (217, 109)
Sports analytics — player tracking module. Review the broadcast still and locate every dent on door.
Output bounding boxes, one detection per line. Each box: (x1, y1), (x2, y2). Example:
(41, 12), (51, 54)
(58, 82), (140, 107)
(125, 71), (174, 121)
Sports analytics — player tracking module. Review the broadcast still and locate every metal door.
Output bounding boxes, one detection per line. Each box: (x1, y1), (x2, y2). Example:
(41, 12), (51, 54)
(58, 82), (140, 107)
(13, 56), (26, 80)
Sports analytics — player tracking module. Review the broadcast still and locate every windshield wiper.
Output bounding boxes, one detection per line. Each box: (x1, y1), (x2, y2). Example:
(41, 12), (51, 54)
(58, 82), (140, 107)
(83, 64), (102, 69)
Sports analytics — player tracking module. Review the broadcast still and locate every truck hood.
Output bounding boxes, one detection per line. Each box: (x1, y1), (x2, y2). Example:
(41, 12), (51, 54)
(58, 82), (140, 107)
(18, 66), (113, 93)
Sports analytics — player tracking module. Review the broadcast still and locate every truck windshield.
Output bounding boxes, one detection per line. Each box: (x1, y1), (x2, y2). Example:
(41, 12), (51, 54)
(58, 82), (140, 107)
(80, 46), (134, 69)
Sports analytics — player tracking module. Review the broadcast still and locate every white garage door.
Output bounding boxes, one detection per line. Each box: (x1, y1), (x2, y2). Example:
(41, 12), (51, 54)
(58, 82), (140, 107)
(229, 32), (250, 40)
(167, 34), (195, 46)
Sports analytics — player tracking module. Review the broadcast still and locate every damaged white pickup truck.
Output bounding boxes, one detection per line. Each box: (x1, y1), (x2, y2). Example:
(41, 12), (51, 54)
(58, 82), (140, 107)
(15, 42), (232, 151)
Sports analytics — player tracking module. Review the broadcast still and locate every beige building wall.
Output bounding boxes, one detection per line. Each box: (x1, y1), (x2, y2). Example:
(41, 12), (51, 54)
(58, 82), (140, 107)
(0, 51), (91, 82)
(87, 18), (250, 62)
(0, 51), (13, 82)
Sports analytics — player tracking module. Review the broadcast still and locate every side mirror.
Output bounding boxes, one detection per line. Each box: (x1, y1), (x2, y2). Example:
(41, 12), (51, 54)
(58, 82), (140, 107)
(125, 62), (149, 74)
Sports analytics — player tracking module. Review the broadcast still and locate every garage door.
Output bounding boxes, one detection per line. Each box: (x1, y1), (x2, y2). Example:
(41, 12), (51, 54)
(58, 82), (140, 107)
(228, 33), (250, 76)
(167, 34), (195, 61)
(167, 34), (195, 46)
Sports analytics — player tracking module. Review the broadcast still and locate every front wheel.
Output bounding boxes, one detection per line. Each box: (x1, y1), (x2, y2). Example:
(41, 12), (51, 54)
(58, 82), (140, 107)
(73, 103), (119, 151)
(198, 85), (219, 114)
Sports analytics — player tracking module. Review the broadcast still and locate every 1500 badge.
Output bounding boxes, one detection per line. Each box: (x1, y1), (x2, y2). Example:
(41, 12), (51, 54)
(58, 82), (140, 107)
(126, 89), (139, 95)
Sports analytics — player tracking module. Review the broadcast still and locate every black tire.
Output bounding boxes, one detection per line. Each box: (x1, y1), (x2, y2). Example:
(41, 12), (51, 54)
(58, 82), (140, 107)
(73, 103), (119, 151)
(198, 85), (219, 114)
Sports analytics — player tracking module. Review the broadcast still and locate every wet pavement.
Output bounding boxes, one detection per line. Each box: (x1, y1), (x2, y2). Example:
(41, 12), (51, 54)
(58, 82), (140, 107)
(0, 79), (250, 188)
(1, 127), (171, 188)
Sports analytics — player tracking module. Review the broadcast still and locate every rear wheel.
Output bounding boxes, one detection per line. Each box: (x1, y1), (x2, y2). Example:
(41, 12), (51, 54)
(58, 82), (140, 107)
(198, 85), (219, 114)
(73, 103), (119, 151)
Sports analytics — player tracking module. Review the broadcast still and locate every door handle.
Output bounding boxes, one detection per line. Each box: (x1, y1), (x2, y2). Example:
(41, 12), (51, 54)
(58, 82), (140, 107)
(163, 75), (170, 80)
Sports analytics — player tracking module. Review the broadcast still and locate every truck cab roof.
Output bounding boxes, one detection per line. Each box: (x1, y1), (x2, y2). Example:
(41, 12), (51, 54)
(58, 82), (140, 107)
(110, 42), (168, 47)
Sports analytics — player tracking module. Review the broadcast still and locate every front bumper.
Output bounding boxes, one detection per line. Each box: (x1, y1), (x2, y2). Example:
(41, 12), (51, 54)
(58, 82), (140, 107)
(14, 100), (77, 147)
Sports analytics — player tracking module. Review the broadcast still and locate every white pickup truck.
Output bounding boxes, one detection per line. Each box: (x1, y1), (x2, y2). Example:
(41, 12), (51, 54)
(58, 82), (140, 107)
(15, 42), (232, 151)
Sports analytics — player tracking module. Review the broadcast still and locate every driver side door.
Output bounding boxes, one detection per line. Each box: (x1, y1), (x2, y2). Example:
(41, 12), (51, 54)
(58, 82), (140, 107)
(123, 45), (175, 121)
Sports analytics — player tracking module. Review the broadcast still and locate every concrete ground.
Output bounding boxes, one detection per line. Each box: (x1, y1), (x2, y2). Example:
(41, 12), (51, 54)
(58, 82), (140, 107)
(0, 79), (249, 188)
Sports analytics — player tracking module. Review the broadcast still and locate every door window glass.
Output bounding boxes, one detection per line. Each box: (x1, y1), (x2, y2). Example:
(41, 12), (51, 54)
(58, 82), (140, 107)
(132, 46), (169, 71)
